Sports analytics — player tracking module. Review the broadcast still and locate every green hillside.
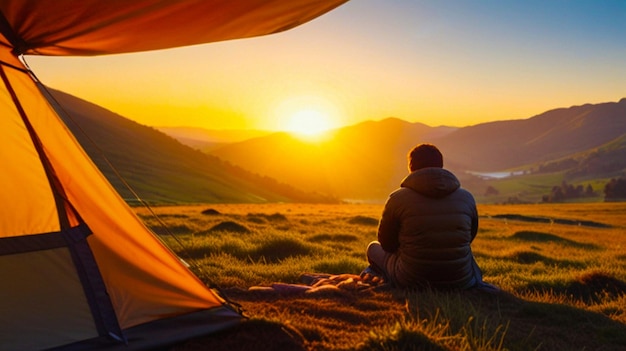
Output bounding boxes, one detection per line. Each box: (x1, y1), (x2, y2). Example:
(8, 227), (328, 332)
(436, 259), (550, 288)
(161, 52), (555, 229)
(436, 99), (626, 171)
(46, 88), (338, 205)
(552, 134), (626, 179)
(469, 134), (626, 204)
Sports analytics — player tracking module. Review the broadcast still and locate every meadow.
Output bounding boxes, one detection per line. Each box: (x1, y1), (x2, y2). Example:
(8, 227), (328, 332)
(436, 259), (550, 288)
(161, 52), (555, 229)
(135, 203), (626, 350)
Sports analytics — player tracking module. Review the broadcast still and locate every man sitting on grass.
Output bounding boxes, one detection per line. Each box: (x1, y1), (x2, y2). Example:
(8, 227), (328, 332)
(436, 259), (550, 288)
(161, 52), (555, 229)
(364, 143), (494, 291)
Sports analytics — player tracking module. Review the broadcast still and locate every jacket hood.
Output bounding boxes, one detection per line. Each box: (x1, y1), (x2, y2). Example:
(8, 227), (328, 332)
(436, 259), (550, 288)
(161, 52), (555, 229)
(400, 167), (460, 198)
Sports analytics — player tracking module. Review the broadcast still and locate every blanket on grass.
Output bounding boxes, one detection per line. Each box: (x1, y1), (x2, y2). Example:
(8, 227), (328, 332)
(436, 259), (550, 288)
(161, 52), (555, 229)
(248, 272), (388, 295)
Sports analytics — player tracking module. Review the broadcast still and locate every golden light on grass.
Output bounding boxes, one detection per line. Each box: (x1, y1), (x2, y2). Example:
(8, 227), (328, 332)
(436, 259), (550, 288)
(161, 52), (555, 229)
(143, 203), (626, 350)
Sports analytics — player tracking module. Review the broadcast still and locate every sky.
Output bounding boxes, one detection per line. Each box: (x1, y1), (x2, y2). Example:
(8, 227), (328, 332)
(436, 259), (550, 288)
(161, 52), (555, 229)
(25, 0), (626, 133)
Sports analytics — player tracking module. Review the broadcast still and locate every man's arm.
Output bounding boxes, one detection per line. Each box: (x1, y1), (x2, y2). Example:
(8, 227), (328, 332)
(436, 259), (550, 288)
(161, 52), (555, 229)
(470, 202), (479, 242)
(377, 197), (400, 252)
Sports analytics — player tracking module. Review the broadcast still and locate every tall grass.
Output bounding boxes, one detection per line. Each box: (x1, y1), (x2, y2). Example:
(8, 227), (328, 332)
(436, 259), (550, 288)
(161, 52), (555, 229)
(358, 290), (511, 351)
(138, 203), (626, 350)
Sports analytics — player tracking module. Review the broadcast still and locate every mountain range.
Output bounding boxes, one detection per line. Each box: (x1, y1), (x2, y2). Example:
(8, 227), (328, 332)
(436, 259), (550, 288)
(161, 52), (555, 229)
(206, 99), (626, 202)
(48, 89), (337, 204)
(48, 87), (626, 204)
(155, 126), (272, 152)
(435, 100), (626, 171)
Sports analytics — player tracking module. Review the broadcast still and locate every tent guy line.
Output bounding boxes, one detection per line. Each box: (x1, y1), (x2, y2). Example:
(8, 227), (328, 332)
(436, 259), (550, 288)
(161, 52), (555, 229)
(0, 1), (347, 350)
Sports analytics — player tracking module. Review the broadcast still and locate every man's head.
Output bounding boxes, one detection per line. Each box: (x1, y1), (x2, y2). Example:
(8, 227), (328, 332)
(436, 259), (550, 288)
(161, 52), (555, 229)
(408, 143), (443, 172)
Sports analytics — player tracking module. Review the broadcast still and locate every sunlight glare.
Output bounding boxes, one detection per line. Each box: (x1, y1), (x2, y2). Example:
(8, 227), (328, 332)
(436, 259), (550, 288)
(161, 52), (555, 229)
(286, 109), (332, 137)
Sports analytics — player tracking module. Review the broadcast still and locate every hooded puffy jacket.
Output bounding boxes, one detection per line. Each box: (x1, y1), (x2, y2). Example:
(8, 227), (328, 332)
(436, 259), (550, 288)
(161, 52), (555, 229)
(377, 167), (480, 289)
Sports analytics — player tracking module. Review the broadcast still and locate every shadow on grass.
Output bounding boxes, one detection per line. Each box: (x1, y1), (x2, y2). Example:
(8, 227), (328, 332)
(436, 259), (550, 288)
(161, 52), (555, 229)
(509, 230), (600, 250)
(206, 221), (251, 234)
(355, 325), (447, 351)
(308, 233), (360, 243)
(200, 208), (221, 216)
(170, 318), (305, 351)
(176, 238), (315, 264)
(173, 283), (626, 351)
(491, 214), (612, 228)
(347, 215), (379, 226)
(150, 224), (194, 235)
(250, 238), (313, 263)
(523, 271), (626, 303)
(247, 212), (288, 222)
(506, 250), (585, 268)
(398, 285), (626, 350)
(494, 290), (626, 350)
(154, 213), (190, 219)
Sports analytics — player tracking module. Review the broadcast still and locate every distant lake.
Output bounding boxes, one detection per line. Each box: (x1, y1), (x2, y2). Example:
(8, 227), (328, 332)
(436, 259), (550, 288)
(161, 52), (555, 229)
(467, 171), (526, 179)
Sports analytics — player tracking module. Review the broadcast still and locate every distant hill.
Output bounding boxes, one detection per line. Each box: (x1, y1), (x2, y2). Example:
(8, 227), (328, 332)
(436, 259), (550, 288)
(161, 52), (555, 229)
(209, 118), (458, 200)
(48, 87), (626, 204)
(207, 100), (626, 203)
(535, 134), (626, 179)
(435, 99), (626, 172)
(156, 126), (272, 152)
(46, 89), (338, 204)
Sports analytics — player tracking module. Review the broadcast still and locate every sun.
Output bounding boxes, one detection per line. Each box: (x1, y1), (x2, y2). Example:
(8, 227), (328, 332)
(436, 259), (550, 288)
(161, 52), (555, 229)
(274, 94), (342, 140)
(285, 109), (333, 137)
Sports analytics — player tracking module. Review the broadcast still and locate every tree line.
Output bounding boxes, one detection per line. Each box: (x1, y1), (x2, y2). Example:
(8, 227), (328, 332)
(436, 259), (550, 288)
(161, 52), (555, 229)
(541, 177), (626, 202)
(542, 180), (595, 203)
(604, 177), (626, 201)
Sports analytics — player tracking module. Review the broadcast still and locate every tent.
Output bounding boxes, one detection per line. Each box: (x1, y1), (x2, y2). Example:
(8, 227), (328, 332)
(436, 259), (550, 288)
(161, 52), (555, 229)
(0, 1), (347, 350)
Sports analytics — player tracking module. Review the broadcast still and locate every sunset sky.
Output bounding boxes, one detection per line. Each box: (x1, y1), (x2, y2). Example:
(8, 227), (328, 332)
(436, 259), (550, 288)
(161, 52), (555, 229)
(26, 0), (626, 133)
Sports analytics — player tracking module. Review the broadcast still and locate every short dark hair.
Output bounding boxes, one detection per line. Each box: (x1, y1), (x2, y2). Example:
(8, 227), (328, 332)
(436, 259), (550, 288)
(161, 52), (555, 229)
(408, 143), (443, 171)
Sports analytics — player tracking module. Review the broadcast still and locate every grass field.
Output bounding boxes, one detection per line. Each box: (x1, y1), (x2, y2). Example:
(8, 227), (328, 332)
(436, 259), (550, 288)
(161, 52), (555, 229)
(135, 203), (626, 350)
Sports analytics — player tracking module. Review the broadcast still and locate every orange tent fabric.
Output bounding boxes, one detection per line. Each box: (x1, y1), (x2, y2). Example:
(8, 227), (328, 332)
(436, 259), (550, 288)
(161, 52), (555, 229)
(0, 1), (347, 350)
(1, 0), (347, 56)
